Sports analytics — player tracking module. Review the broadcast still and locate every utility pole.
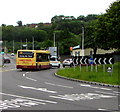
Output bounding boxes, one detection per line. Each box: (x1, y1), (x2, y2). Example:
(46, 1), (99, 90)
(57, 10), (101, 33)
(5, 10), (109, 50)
(26, 38), (27, 50)
(32, 37), (34, 50)
(82, 27), (84, 57)
(21, 40), (22, 49)
(54, 33), (55, 47)
(13, 40), (14, 53)
(5, 41), (6, 53)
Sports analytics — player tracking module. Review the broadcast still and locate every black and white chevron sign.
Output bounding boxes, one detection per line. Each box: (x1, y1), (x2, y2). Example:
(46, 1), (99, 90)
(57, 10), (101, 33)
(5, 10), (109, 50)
(93, 57), (114, 64)
(72, 57), (114, 65)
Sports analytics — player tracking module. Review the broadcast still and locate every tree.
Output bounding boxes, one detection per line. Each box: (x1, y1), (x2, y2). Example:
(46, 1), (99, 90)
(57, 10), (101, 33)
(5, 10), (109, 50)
(96, 1), (120, 49)
(17, 21), (22, 27)
(85, 14), (98, 22)
(77, 15), (85, 21)
(85, 20), (98, 55)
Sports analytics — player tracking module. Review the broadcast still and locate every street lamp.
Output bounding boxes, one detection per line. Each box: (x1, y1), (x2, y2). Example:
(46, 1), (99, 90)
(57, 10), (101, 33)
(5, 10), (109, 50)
(54, 33), (55, 47)
(32, 37), (34, 50)
(26, 38), (27, 50)
(13, 40), (14, 53)
(21, 40), (22, 49)
(82, 26), (84, 57)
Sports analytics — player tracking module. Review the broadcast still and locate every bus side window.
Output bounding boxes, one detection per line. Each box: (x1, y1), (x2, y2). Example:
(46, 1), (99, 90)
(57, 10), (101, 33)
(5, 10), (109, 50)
(36, 53), (42, 62)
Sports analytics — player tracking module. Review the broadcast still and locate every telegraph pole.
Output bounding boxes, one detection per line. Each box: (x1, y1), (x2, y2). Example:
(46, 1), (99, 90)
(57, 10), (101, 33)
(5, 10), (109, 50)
(26, 38), (27, 50)
(13, 40), (14, 53)
(82, 27), (84, 57)
(21, 40), (22, 49)
(54, 33), (55, 47)
(32, 37), (34, 50)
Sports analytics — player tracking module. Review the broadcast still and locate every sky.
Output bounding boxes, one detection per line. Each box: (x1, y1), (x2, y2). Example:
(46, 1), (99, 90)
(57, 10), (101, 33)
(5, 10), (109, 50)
(1, 0), (116, 26)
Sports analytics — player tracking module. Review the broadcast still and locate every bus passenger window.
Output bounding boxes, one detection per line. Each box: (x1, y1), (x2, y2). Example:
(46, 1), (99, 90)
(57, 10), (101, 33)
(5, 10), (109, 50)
(36, 53), (42, 62)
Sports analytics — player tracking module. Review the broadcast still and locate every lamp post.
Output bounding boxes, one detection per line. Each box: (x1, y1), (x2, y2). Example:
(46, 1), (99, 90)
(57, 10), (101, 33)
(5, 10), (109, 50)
(13, 40), (14, 53)
(32, 37), (34, 50)
(82, 26), (84, 57)
(26, 38), (27, 50)
(21, 40), (22, 49)
(54, 33), (55, 47)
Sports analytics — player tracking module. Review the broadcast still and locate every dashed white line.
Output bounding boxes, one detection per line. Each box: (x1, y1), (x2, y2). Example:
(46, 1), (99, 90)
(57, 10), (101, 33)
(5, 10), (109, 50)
(113, 91), (120, 94)
(79, 84), (112, 90)
(45, 82), (73, 89)
(26, 72), (31, 74)
(19, 85), (57, 94)
(26, 77), (37, 81)
(98, 108), (107, 111)
(95, 91), (118, 96)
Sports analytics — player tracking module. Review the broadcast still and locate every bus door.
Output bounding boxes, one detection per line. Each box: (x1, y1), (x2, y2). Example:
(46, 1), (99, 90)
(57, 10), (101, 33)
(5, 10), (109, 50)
(36, 53), (50, 69)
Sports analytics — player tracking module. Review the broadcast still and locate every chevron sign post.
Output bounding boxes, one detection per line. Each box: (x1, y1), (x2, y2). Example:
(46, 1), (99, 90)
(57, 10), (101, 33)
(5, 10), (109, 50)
(72, 57), (114, 65)
(93, 57), (114, 65)
(93, 57), (114, 72)
(72, 56), (114, 72)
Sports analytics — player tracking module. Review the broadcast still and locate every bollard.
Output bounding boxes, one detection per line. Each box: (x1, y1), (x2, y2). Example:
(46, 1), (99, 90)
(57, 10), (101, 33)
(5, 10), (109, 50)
(107, 67), (112, 76)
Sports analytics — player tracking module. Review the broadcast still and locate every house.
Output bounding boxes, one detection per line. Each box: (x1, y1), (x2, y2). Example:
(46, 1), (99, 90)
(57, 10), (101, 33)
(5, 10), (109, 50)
(71, 45), (117, 57)
(26, 23), (38, 28)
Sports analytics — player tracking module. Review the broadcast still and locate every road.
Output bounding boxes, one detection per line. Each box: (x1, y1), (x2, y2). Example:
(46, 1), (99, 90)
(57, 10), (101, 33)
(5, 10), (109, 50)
(0, 54), (119, 111)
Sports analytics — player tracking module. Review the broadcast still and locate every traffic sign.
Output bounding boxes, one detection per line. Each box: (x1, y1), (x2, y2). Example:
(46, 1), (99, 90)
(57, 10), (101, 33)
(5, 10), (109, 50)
(72, 57), (114, 65)
(89, 58), (94, 64)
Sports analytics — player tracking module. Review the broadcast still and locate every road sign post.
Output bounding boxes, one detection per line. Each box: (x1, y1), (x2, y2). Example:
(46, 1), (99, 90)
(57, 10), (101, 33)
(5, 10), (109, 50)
(89, 57), (94, 72)
(1, 53), (4, 67)
(95, 64), (98, 72)
(72, 56), (114, 73)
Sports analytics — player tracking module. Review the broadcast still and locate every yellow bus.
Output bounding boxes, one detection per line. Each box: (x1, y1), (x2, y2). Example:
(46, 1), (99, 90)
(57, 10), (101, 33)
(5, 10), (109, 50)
(16, 50), (51, 70)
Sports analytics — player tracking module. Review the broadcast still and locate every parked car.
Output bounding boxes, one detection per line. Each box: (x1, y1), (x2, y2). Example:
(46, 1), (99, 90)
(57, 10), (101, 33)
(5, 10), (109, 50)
(3, 57), (11, 63)
(11, 53), (14, 56)
(50, 56), (61, 68)
(62, 58), (74, 67)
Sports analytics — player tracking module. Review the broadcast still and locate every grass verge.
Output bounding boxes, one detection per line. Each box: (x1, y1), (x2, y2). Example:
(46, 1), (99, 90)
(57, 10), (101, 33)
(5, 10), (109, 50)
(57, 62), (120, 85)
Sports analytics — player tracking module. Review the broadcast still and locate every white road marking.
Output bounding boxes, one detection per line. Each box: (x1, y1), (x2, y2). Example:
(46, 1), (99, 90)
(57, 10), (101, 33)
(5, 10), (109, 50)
(0, 98), (43, 109)
(99, 87), (112, 91)
(22, 72), (37, 82)
(113, 91), (120, 94)
(98, 108), (107, 111)
(45, 82), (73, 89)
(26, 77), (37, 81)
(0, 69), (16, 72)
(79, 84), (112, 90)
(19, 85), (57, 94)
(26, 72), (31, 74)
(0, 98), (43, 110)
(95, 91), (118, 96)
(0, 92), (57, 104)
(23, 74), (25, 77)
(49, 95), (74, 101)
(49, 93), (116, 101)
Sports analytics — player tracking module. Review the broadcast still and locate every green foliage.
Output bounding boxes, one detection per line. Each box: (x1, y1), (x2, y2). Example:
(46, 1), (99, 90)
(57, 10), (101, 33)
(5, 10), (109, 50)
(96, 1), (120, 49)
(2, 26), (47, 42)
(17, 21), (22, 27)
(57, 62), (120, 85)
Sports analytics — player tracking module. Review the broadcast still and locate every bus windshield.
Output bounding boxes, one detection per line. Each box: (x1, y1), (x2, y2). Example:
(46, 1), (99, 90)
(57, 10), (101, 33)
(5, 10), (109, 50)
(18, 51), (34, 58)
